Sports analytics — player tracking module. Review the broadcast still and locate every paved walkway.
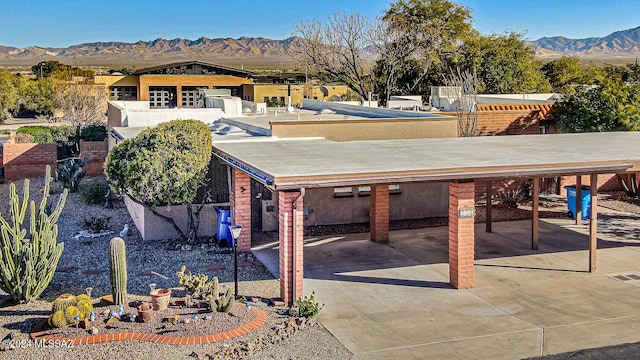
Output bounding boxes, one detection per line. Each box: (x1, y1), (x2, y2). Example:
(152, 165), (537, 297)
(253, 210), (640, 359)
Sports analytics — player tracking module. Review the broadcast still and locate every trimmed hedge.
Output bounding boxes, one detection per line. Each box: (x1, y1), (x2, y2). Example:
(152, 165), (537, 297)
(16, 126), (55, 143)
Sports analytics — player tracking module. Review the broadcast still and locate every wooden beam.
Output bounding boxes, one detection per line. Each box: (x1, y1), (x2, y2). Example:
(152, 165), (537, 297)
(532, 177), (539, 250)
(575, 175), (582, 224)
(486, 181), (492, 233)
(589, 173), (598, 272)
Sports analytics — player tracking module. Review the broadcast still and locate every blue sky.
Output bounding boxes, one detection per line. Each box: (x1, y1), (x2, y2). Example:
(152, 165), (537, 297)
(1, 0), (639, 48)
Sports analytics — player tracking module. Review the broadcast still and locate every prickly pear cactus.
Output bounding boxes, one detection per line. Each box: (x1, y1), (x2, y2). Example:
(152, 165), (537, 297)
(0, 165), (67, 303)
(55, 156), (89, 192)
(109, 237), (128, 305)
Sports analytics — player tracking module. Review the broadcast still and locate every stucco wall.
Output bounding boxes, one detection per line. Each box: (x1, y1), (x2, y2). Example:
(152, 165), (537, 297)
(301, 182), (449, 226)
(270, 117), (457, 141)
(124, 196), (218, 241)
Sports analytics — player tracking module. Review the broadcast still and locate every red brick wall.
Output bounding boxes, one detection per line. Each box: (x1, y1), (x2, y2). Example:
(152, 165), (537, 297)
(560, 174), (622, 195)
(231, 168), (252, 251)
(449, 181), (475, 289)
(370, 185), (390, 243)
(79, 141), (108, 176)
(2, 143), (57, 181)
(435, 110), (549, 136)
(278, 190), (304, 306)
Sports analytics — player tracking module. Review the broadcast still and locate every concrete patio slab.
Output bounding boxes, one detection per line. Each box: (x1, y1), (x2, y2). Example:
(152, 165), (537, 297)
(252, 214), (640, 359)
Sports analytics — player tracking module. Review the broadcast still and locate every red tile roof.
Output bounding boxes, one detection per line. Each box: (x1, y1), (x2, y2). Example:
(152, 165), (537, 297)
(477, 104), (553, 118)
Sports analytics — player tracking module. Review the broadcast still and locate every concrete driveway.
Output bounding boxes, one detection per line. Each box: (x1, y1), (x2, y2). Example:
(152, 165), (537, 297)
(253, 211), (640, 359)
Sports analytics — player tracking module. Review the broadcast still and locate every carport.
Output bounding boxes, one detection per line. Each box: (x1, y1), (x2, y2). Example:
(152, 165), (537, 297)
(213, 132), (640, 305)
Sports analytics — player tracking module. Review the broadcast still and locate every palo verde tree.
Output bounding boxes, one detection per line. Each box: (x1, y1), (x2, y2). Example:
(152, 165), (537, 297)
(105, 120), (213, 243)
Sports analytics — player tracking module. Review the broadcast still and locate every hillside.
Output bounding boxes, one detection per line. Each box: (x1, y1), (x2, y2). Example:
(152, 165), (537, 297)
(530, 26), (640, 57)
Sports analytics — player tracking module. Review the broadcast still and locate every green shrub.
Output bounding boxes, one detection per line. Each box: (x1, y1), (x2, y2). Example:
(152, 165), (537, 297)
(79, 179), (109, 205)
(16, 126), (55, 143)
(80, 122), (107, 141)
(15, 133), (34, 143)
(297, 291), (324, 318)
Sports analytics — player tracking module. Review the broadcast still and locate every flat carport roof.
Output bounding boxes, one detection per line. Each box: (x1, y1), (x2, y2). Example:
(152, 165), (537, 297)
(213, 132), (640, 189)
(215, 131), (640, 306)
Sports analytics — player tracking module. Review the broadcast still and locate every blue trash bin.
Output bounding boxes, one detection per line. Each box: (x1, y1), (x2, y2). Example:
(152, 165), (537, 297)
(214, 207), (233, 247)
(564, 185), (591, 220)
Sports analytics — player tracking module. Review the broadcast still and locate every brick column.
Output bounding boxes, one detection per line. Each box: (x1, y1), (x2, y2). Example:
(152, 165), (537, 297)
(449, 181), (475, 289)
(278, 190), (304, 306)
(231, 168), (252, 251)
(370, 185), (390, 243)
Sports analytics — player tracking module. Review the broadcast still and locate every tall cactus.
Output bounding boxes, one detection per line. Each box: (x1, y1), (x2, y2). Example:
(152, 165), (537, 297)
(0, 165), (67, 303)
(109, 237), (127, 305)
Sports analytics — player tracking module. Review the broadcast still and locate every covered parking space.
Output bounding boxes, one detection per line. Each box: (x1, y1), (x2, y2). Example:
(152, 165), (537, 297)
(213, 132), (640, 307)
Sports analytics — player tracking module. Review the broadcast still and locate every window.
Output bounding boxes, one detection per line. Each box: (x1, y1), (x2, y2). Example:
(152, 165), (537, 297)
(333, 187), (354, 198)
(109, 86), (137, 101)
(149, 87), (177, 108)
(357, 185), (401, 197)
(181, 86), (207, 108)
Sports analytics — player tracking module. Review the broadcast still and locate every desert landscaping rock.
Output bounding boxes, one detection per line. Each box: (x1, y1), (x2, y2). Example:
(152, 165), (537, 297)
(0, 176), (350, 360)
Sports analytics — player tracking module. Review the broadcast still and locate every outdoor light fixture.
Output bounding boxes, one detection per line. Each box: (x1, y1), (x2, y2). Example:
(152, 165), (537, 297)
(228, 225), (243, 298)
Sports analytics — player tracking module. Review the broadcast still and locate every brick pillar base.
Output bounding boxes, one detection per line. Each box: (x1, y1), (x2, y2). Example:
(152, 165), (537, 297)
(449, 181), (475, 289)
(278, 190), (304, 306)
(231, 168), (252, 251)
(370, 185), (390, 243)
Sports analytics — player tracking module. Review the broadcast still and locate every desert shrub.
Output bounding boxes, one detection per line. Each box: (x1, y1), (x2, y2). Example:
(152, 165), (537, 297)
(79, 179), (110, 205)
(80, 122), (107, 141)
(105, 119), (213, 243)
(16, 125), (55, 143)
(14, 133), (34, 143)
(297, 291), (324, 318)
(494, 189), (525, 208)
(78, 216), (111, 232)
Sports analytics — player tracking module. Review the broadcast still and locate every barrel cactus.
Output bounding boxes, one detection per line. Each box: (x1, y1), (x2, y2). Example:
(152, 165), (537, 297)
(0, 165), (68, 303)
(64, 305), (81, 323)
(76, 294), (91, 303)
(76, 300), (93, 319)
(109, 237), (127, 305)
(48, 310), (68, 328)
(51, 293), (77, 313)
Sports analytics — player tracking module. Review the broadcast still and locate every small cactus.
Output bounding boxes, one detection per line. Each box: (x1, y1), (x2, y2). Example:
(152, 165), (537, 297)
(209, 282), (234, 313)
(109, 237), (128, 305)
(52, 294), (77, 314)
(64, 306), (81, 323)
(49, 310), (68, 328)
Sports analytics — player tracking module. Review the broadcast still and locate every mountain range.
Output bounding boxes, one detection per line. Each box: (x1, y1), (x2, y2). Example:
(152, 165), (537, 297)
(529, 25), (640, 57)
(0, 26), (639, 64)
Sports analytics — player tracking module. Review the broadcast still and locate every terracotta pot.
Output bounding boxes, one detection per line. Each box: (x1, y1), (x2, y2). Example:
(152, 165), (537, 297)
(137, 303), (153, 323)
(150, 289), (171, 311)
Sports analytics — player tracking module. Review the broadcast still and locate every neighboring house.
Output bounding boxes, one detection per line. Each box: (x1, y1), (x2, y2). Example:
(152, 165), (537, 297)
(94, 60), (350, 109)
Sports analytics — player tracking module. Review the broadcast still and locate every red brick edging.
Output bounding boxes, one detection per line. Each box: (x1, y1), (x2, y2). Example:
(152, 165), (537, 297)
(30, 308), (267, 346)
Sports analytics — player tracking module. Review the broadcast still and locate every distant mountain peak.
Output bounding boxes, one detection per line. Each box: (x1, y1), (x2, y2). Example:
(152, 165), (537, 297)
(0, 36), (292, 62)
(530, 26), (640, 57)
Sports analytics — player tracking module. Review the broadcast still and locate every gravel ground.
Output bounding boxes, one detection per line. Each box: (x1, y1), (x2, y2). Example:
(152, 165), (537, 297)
(0, 176), (351, 360)
(2, 175), (639, 360)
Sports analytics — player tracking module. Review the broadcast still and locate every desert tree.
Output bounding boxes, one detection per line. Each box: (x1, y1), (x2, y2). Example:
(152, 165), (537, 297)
(105, 120), (213, 244)
(371, 19), (420, 106)
(288, 11), (376, 103)
(445, 67), (478, 136)
(382, 0), (473, 95)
